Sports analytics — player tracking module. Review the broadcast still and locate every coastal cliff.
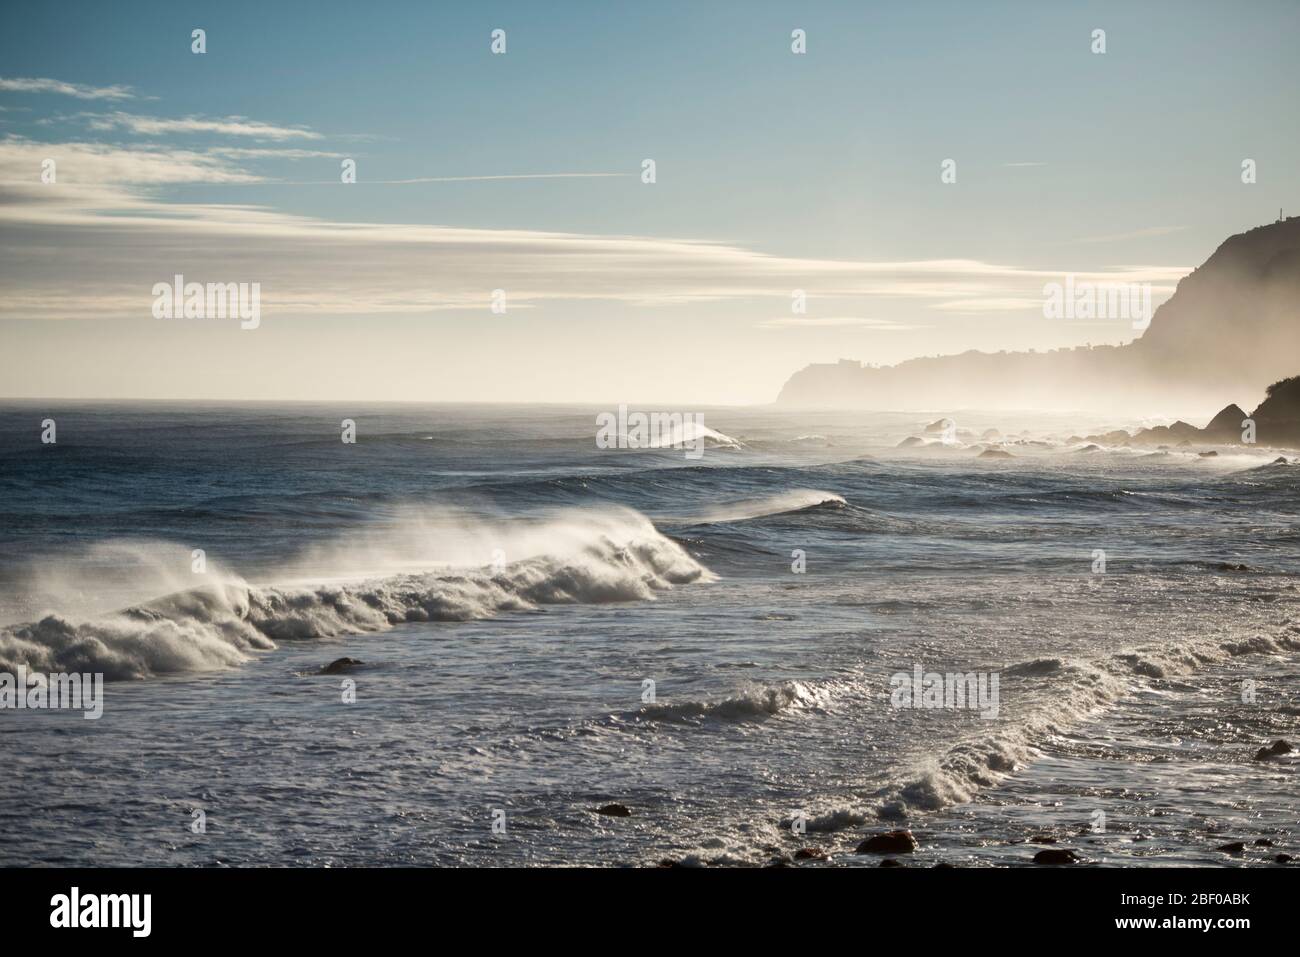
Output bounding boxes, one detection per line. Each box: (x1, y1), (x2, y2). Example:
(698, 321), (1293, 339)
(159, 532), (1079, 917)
(777, 217), (1300, 413)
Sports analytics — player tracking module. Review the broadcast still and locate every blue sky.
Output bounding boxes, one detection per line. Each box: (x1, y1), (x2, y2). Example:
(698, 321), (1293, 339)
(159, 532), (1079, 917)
(1, 0), (1296, 402)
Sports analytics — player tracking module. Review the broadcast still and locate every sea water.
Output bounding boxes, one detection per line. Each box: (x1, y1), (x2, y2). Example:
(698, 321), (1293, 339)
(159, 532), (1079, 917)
(0, 402), (1296, 866)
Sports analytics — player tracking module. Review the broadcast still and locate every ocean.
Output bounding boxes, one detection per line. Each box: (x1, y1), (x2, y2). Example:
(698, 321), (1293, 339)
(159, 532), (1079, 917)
(1, 401), (1297, 867)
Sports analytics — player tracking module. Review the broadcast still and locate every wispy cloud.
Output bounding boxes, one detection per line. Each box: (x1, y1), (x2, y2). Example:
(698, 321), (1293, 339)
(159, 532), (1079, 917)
(0, 136), (1194, 322)
(0, 136), (264, 184)
(0, 76), (137, 101)
(757, 317), (917, 330)
(194, 171), (635, 186)
(84, 111), (322, 140)
(932, 297), (1046, 313)
(205, 147), (346, 160)
(361, 172), (631, 184)
(1072, 225), (1188, 244)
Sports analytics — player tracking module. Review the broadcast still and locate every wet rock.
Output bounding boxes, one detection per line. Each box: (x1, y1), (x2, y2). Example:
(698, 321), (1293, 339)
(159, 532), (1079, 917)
(978, 448), (1014, 459)
(1203, 403), (1249, 440)
(1086, 430), (1132, 446)
(1276, 854), (1294, 864)
(879, 858), (904, 867)
(1216, 842), (1246, 854)
(596, 803), (632, 817)
(793, 847), (829, 861)
(1032, 848), (1082, 864)
(932, 861), (955, 868)
(766, 854), (794, 868)
(320, 657), (363, 674)
(1133, 421), (1201, 445)
(1029, 835), (1057, 844)
(856, 829), (919, 854)
(1198, 450), (1219, 458)
(1253, 739), (1293, 761)
(1254, 838), (1276, 847)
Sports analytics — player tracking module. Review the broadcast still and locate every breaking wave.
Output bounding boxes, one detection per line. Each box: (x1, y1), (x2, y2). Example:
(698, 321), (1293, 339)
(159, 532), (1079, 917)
(0, 505), (711, 680)
(802, 626), (1300, 828)
(658, 489), (848, 526)
(632, 678), (842, 723)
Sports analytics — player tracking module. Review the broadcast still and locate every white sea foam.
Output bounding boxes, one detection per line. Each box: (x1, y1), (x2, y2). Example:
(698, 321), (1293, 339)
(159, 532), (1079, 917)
(793, 626), (1300, 828)
(0, 506), (711, 680)
(635, 678), (837, 723)
(659, 489), (847, 525)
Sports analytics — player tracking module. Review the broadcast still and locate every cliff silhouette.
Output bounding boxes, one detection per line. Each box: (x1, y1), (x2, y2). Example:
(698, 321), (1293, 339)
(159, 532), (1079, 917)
(776, 216), (1300, 413)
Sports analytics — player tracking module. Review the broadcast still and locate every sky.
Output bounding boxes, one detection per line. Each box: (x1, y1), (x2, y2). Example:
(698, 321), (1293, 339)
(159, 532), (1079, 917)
(0, 0), (1297, 404)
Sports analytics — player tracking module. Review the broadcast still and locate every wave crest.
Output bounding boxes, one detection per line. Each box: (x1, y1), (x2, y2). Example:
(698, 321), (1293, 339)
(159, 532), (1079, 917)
(0, 506), (711, 680)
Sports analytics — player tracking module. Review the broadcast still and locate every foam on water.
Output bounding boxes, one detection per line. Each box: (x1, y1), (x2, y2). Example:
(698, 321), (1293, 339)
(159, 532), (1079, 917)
(0, 505), (710, 679)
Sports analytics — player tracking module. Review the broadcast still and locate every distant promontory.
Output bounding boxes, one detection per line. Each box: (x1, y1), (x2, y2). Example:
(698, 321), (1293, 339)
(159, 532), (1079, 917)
(776, 217), (1300, 414)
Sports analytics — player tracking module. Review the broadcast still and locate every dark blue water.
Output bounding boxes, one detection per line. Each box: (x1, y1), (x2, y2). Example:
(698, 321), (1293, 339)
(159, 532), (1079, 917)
(1, 402), (1297, 865)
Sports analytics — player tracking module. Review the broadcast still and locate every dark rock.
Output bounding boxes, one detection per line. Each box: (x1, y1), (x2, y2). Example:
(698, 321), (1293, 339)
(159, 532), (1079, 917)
(793, 847), (829, 861)
(1087, 430), (1131, 446)
(1253, 739), (1294, 761)
(879, 858), (904, 867)
(1254, 838), (1275, 846)
(1198, 450), (1219, 457)
(596, 803), (632, 817)
(1276, 854), (1294, 864)
(1029, 835), (1057, 844)
(320, 657), (363, 674)
(1250, 375), (1300, 447)
(856, 829), (919, 854)
(1133, 421), (1202, 445)
(932, 861), (955, 868)
(1216, 842), (1246, 854)
(765, 855), (794, 868)
(1032, 848), (1081, 864)
(1203, 403), (1250, 439)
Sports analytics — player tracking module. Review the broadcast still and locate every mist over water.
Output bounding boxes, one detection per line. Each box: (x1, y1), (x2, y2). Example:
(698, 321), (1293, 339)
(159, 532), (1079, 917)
(1, 402), (1297, 866)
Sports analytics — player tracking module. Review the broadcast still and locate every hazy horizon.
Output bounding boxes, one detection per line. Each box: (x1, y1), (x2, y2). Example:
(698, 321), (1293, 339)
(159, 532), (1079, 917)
(2, 0), (1297, 404)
